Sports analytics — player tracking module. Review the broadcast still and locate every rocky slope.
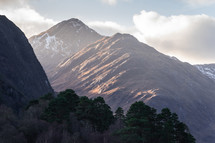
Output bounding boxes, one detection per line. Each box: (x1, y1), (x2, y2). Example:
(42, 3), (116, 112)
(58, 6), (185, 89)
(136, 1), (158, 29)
(29, 18), (103, 77)
(196, 64), (215, 81)
(50, 33), (215, 143)
(0, 15), (53, 110)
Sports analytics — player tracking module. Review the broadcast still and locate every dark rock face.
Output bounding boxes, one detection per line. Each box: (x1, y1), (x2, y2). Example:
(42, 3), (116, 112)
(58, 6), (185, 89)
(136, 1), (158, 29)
(0, 15), (53, 110)
(0, 79), (24, 110)
(50, 33), (215, 143)
(29, 18), (103, 77)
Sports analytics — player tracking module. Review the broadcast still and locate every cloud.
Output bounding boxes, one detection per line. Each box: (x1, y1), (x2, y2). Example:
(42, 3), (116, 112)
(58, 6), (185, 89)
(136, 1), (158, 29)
(102, 0), (118, 5)
(0, 0), (28, 8)
(88, 21), (136, 36)
(0, 0), (56, 37)
(133, 10), (215, 64)
(87, 11), (215, 64)
(0, 7), (56, 38)
(101, 0), (129, 5)
(181, 0), (215, 6)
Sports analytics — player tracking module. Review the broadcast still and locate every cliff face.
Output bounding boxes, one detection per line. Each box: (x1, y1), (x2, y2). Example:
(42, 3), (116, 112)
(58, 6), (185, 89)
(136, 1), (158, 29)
(0, 15), (53, 110)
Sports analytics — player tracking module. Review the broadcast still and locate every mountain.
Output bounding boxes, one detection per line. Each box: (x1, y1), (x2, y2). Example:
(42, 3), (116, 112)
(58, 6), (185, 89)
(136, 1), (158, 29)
(50, 33), (215, 143)
(196, 64), (215, 81)
(29, 18), (103, 77)
(0, 15), (53, 110)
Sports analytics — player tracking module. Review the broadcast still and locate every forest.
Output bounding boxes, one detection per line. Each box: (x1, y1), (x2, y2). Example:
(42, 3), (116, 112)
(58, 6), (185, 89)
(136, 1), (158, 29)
(0, 89), (195, 143)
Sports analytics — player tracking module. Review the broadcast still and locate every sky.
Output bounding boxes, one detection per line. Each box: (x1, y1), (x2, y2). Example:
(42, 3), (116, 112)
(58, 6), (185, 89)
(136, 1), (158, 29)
(1, 0), (215, 64)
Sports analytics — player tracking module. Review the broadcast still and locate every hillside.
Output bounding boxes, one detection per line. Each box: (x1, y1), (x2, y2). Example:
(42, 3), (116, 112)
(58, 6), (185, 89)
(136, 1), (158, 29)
(50, 33), (215, 143)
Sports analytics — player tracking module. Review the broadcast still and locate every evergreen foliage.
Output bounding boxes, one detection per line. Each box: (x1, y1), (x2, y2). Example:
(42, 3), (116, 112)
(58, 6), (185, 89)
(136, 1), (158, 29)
(114, 107), (125, 120)
(75, 96), (93, 121)
(117, 101), (195, 143)
(156, 108), (195, 143)
(75, 96), (114, 132)
(41, 89), (79, 123)
(41, 96), (70, 123)
(91, 97), (114, 132)
(39, 93), (54, 100)
(57, 89), (79, 112)
(118, 101), (157, 143)
(41, 90), (114, 133)
(25, 100), (39, 110)
(0, 89), (195, 143)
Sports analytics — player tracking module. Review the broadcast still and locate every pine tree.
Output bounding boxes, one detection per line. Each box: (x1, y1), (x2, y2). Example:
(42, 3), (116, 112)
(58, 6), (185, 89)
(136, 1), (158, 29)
(92, 97), (114, 132)
(118, 101), (157, 143)
(115, 107), (125, 120)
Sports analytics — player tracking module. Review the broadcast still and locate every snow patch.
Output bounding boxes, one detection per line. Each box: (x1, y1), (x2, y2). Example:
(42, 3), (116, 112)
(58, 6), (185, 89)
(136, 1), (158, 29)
(70, 21), (81, 27)
(196, 65), (215, 81)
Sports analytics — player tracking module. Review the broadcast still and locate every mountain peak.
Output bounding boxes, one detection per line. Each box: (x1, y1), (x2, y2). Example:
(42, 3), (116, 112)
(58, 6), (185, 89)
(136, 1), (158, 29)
(67, 18), (83, 23)
(111, 33), (138, 41)
(29, 18), (103, 76)
(61, 18), (85, 28)
(0, 15), (7, 19)
(0, 15), (13, 26)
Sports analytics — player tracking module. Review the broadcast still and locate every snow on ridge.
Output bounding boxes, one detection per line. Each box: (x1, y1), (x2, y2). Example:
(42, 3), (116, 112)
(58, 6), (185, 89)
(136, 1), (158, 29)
(196, 65), (215, 81)
(45, 33), (54, 50)
(67, 19), (89, 30)
(69, 20), (81, 27)
(31, 32), (71, 56)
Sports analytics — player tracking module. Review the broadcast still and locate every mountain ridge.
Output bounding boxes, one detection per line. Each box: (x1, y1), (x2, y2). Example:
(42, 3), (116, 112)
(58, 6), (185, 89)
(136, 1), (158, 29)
(49, 32), (215, 143)
(28, 18), (215, 143)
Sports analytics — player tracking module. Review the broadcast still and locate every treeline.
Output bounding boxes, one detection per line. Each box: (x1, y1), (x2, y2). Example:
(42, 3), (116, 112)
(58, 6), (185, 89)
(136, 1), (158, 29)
(0, 89), (195, 143)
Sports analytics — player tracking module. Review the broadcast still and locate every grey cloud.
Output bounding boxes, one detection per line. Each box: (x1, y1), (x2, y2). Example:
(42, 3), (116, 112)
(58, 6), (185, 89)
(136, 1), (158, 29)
(101, 0), (130, 5)
(0, 0), (56, 38)
(0, 7), (56, 37)
(0, 0), (27, 7)
(134, 11), (215, 64)
(88, 21), (136, 36)
(88, 13), (215, 64)
(181, 0), (215, 6)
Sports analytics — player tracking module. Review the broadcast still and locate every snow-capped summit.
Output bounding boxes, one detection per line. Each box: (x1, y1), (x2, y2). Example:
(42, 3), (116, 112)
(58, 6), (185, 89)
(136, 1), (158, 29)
(29, 18), (103, 77)
(65, 18), (86, 27)
(196, 64), (215, 81)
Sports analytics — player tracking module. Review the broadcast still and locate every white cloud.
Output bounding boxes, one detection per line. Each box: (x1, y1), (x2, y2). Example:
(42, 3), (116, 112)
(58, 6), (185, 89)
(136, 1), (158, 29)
(0, 0), (56, 37)
(133, 10), (215, 64)
(0, 0), (28, 8)
(181, 0), (215, 6)
(101, 0), (129, 5)
(133, 11), (189, 37)
(88, 21), (136, 36)
(1, 0), (214, 64)
(102, 0), (118, 5)
(87, 11), (215, 64)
